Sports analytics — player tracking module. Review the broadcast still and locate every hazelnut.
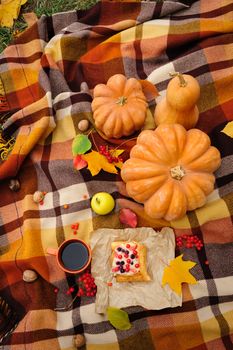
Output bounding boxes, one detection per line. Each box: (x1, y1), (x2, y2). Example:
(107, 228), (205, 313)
(23, 270), (38, 283)
(78, 119), (89, 132)
(33, 191), (44, 203)
(73, 334), (86, 348)
(9, 179), (20, 191)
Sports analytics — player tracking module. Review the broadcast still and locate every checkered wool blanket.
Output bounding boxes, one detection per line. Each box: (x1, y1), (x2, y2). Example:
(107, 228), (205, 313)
(0, 0), (233, 349)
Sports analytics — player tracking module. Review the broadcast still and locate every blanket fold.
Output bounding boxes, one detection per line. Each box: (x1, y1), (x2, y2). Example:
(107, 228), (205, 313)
(0, 1), (233, 349)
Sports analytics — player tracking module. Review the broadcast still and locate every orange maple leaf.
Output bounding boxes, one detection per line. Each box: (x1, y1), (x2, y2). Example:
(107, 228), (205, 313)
(82, 150), (123, 176)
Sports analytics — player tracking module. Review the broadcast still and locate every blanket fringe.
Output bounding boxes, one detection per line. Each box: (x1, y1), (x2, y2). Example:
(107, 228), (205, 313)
(0, 130), (15, 162)
(0, 76), (9, 112)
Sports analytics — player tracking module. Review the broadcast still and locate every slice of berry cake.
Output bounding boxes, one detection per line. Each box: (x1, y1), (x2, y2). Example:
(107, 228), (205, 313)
(111, 241), (151, 282)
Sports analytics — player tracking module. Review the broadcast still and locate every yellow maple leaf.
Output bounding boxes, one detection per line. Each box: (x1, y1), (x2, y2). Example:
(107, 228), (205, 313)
(82, 150), (119, 176)
(109, 149), (124, 169)
(162, 254), (197, 295)
(0, 0), (28, 28)
(221, 121), (233, 138)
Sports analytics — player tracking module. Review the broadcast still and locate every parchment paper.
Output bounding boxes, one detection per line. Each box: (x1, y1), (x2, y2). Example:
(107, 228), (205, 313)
(90, 227), (181, 314)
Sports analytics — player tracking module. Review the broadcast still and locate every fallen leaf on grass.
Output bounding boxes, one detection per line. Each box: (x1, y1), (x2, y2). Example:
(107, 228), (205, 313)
(162, 254), (197, 295)
(0, 0), (28, 28)
(221, 121), (233, 138)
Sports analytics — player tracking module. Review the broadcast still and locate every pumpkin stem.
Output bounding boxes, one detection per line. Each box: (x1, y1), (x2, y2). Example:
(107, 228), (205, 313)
(116, 96), (128, 106)
(170, 165), (185, 180)
(169, 72), (187, 87)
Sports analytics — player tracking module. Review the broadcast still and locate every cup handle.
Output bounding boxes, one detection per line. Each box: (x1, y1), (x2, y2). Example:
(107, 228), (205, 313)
(47, 248), (58, 255)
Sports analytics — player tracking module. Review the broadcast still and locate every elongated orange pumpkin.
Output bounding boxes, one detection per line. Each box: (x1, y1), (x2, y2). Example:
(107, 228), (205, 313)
(154, 72), (200, 129)
(91, 74), (148, 139)
(121, 124), (221, 221)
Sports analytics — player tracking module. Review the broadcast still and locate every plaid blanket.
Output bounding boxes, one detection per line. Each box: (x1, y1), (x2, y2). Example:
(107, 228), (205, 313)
(0, 0), (233, 349)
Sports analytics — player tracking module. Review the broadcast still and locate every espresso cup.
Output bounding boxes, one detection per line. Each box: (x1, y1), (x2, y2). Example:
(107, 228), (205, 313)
(47, 238), (91, 274)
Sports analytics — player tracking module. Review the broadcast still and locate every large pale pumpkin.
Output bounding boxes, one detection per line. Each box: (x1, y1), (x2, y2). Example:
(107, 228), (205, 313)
(91, 74), (148, 139)
(121, 124), (221, 221)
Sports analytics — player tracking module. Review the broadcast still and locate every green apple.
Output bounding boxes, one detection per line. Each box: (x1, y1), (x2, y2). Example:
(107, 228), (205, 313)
(91, 192), (115, 215)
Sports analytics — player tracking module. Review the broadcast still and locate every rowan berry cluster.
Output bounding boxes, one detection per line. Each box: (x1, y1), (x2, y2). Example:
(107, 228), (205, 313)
(77, 271), (97, 297)
(176, 234), (203, 250)
(99, 145), (123, 163)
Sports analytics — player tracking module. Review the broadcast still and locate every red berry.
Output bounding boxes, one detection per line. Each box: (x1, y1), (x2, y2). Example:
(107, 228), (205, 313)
(177, 242), (183, 247)
(186, 243), (193, 248)
(133, 250), (137, 255)
(69, 287), (74, 292)
(126, 259), (131, 263)
(73, 230), (77, 235)
(54, 288), (59, 293)
(118, 255), (122, 259)
(71, 224), (75, 229)
(205, 260), (209, 265)
(126, 244), (130, 248)
(135, 263), (140, 268)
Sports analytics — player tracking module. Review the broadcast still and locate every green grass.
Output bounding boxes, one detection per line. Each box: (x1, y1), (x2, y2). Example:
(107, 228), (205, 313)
(0, 0), (98, 54)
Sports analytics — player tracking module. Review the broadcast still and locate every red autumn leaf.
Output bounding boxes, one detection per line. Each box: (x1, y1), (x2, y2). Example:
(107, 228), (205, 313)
(73, 155), (88, 170)
(119, 208), (138, 228)
(139, 79), (159, 101)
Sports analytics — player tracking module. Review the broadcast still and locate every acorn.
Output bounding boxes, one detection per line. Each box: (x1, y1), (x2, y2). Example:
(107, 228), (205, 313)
(73, 334), (86, 348)
(78, 119), (89, 132)
(23, 270), (38, 283)
(33, 191), (44, 203)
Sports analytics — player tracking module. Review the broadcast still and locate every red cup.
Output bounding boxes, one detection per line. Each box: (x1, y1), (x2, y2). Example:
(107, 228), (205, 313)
(47, 238), (91, 274)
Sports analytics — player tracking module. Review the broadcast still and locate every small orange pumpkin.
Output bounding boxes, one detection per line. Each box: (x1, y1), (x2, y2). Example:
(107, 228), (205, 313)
(154, 72), (200, 130)
(121, 124), (221, 221)
(91, 74), (148, 139)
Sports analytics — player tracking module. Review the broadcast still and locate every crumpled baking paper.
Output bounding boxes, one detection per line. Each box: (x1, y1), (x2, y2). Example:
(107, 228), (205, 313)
(90, 227), (181, 314)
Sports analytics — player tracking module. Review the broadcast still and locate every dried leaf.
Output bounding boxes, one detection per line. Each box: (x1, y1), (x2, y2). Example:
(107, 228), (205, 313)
(162, 254), (197, 295)
(23, 12), (37, 27)
(139, 79), (159, 102)
(82, 150), (118, 176)
(73, 155), (88, 170)
(0, 0), (28, 28)
(119, 208), (137, 228)
(107, 307), (132, 331)
(221, 121), (233, 138)
(72, 134), (91, 156)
